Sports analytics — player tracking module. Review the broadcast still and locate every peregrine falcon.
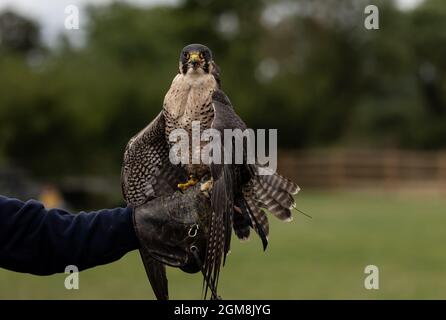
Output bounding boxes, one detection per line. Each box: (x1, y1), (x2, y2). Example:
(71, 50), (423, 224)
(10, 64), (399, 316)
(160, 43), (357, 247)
(121, 44), (299, 300)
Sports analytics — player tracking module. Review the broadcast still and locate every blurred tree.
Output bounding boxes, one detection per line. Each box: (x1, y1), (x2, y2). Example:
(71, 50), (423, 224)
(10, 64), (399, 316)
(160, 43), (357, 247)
(0, 10), (41, 55)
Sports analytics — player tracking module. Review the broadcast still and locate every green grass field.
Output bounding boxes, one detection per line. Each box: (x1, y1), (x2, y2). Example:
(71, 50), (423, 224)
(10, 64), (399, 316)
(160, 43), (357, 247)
(1, 191), (446, 299)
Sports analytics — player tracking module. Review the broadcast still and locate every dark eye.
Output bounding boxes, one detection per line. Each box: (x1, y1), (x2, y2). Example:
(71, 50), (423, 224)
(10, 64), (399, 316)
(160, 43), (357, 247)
(183, 52), (190, 59)
(199, 52), (204, 59)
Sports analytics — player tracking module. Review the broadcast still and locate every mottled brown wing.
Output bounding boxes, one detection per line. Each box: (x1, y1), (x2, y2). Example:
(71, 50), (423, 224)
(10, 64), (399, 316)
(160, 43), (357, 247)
(211, 91), (299, 240)
(121, 111), (187, 206)
(121, 111), (187, 301)
(202, 90), (252, 298)
(204, 89), (299, 298)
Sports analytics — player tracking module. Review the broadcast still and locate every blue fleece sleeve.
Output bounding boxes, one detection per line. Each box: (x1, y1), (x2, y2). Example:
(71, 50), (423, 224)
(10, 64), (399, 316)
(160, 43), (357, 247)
(0, 195), (139, 275)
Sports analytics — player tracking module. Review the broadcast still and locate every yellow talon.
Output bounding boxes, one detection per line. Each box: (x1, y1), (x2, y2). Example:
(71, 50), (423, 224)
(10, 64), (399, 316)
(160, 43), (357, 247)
(200, 179), (213, 198)
(178, 176), (199, 191)
(200, 179), (213, 192)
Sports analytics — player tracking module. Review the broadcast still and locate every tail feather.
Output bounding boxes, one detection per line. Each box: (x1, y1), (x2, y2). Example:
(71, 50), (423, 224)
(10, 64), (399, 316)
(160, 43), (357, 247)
(255, 180), (295, 209)
(252, 182), (292, 221)
(255, 197), (292, 221)
(258, 171), (300, 195)
(244, 197), (269, 250)
(240, 187), (269, 250)
(236, 166), (298, 251)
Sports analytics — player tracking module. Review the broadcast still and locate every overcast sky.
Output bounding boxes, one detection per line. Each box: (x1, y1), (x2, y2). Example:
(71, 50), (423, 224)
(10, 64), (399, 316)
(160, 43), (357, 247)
(0, 0), (425, 45)
(0, 0), (172, 44)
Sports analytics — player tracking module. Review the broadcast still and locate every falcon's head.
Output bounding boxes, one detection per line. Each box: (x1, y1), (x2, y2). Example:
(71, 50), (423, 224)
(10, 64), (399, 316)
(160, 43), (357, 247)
(179, 44), (214, 75)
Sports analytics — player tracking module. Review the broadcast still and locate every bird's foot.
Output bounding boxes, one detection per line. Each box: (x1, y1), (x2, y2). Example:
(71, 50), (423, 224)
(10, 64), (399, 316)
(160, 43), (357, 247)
(200, 179), (213, 198)
(178, 175), (199, 192)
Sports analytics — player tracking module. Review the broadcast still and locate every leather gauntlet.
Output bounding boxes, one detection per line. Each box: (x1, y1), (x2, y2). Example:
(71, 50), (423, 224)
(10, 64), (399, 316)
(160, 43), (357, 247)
(133, 183), (211, 274)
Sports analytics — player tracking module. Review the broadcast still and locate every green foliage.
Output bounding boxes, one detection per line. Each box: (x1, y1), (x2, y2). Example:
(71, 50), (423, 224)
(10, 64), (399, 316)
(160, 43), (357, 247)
(0, 0), (445, 177)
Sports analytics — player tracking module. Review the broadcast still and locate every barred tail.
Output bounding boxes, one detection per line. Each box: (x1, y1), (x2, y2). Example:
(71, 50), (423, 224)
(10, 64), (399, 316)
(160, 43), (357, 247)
(235, 168), (299, 248)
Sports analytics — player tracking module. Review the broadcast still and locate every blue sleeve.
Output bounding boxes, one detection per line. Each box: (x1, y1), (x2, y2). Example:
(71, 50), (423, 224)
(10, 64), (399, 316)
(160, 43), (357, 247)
(0, 195), (139, 275)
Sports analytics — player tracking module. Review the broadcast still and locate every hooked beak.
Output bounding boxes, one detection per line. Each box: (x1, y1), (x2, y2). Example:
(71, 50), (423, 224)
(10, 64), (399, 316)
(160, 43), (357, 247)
(188, 52), (202, 69)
